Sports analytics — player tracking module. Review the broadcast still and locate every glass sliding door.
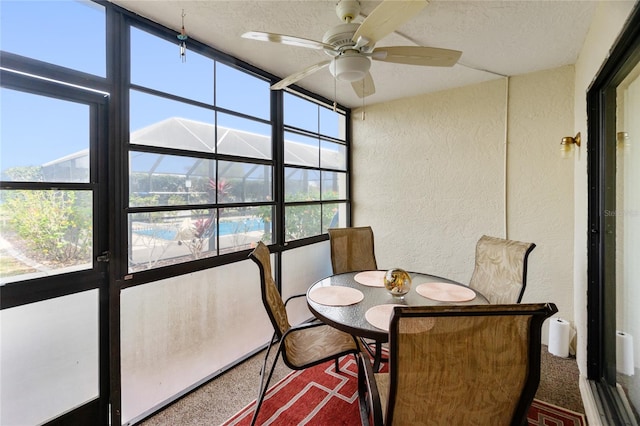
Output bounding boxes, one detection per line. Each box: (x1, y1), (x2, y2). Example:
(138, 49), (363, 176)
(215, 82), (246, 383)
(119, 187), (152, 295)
(615, 61), (640, 418)
(0, 72), (109, 425)
(587, 5), (640, 423)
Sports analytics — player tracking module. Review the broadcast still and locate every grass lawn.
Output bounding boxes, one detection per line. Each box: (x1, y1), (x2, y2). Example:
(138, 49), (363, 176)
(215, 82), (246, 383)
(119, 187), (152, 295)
(0, 250), (37, 277)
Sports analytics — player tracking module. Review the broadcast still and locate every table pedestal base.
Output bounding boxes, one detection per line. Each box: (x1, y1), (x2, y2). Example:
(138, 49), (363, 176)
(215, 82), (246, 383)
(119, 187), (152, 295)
(360, 338), (387, 371)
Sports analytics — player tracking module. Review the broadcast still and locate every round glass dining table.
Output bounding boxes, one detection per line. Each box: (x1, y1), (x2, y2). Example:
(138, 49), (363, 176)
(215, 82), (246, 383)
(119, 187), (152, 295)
(306, 270), (489, 342)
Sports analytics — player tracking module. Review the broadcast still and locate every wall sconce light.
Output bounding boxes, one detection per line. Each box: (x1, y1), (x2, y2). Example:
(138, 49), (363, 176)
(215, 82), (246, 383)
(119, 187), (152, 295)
(560, 132), (581, 158)
(617, 132), (630, 150)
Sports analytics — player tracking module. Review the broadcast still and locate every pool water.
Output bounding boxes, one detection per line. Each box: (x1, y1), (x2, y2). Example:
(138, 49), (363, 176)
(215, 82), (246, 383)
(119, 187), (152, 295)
(135, 218), (266, 240)
(219, 218), (265, 235)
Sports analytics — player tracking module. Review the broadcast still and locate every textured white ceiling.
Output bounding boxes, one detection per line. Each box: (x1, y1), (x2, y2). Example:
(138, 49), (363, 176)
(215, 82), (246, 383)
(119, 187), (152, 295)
(109, 0), (597, 108)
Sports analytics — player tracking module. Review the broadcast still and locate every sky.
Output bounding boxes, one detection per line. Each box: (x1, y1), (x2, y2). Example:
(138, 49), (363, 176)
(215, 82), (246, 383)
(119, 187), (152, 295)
(0, 0), (343, 175)
(0, 0), (104, 171)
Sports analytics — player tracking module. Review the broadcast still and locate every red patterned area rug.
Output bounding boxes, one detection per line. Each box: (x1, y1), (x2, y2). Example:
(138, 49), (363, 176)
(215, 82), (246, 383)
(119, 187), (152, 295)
(222, 356), (586, 426)
(527, 400), (587, 426)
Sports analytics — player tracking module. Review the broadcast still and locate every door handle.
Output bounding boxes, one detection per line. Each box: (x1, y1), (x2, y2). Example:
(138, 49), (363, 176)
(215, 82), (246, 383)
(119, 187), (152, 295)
(97, 251), (110, 263)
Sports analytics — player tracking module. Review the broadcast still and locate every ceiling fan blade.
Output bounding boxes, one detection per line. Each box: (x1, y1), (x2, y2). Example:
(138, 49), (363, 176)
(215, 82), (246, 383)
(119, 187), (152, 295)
(372, 46), (462, 67)
(271, 60), (331, 91)
(351, 72), (376, 98)
(242, 31), (334, 51)
(352, 0), (428, 47)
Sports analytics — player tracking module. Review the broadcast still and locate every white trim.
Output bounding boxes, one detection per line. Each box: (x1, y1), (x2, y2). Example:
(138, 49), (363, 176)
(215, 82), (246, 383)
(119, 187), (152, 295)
(579, 375), (603, 426)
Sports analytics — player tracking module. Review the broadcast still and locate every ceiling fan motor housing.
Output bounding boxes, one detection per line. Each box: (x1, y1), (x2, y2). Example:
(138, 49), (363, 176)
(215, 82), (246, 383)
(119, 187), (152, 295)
(323, 23), (370, 82)
(322, 23), (360, 50)
(329, 51), (371, 82)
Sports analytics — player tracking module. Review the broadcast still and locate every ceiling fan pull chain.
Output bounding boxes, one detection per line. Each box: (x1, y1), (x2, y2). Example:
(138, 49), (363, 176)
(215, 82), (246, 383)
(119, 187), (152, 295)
(333, 77), (337, 112)
(361, 79), (366, 120)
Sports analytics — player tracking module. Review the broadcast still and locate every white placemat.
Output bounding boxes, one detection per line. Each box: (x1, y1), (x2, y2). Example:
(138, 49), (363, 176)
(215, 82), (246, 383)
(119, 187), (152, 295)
(365, 304), (403, 331)
(354, 270), (386, 287)
(308, 286), (364, 306)
(415, 282), (477, 302)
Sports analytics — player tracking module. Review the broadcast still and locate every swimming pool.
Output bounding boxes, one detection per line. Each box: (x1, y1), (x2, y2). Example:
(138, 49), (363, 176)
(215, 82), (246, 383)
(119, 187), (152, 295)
(135, 217), (267, 240)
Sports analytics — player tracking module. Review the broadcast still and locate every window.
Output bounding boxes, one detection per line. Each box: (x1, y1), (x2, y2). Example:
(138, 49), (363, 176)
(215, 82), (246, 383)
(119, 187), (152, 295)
(131, 27), (213, 103)
(1, 1), (352, 280)
(128, 26), (275, 272)
(0, 87), (94, 283)
(283, 92), (348, 241)
(0, 0), (105, 283)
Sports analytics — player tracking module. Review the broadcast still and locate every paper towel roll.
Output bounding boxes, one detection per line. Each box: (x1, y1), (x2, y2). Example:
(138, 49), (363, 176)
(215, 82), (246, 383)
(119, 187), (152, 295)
(616, 331), (635, 376)
(549, 318), (570, 358)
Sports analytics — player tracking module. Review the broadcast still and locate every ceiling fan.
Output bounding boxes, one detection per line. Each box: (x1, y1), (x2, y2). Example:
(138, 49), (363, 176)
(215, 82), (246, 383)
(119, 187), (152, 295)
(241, 0), (462, 98)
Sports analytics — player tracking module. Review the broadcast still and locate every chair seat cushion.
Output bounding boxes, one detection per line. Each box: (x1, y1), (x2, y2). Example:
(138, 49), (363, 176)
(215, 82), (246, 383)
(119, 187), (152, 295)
(284, 324), (358, 368)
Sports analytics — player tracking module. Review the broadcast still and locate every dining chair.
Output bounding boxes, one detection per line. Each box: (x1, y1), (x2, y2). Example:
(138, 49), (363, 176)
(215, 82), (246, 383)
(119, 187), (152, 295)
(327, 226), (382, 366)
(249, 241), (361, 426)
(328, 226), (378, 274)
(357, 303), (558, 426)
(468, 234), (536, 304)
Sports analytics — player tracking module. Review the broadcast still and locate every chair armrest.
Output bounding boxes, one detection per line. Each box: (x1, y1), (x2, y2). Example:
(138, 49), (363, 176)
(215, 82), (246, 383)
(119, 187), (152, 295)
(287, 320), (327, 333)
(284, 292), (325, 326)
(283, 293), (306, 307)
(357, 350), (384, 426)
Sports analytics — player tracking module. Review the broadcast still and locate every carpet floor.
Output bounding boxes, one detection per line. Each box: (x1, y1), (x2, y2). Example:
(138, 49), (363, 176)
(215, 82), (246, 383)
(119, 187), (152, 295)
(140, 344), (584, 425)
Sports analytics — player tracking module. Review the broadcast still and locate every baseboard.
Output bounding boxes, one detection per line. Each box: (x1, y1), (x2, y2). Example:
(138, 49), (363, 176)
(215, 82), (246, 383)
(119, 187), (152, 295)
(579, 375), (603, 426)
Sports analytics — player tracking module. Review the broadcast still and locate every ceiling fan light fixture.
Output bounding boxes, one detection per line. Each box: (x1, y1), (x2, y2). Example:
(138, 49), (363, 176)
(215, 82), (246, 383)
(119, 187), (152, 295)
(329, 52), (371, 82)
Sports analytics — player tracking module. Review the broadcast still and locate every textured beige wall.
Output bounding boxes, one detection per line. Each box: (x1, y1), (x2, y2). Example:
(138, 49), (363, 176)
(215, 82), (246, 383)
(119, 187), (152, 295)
(351, 66), (575, 340)
(506, 67), (574, 311)
(352, 79), (505, 282)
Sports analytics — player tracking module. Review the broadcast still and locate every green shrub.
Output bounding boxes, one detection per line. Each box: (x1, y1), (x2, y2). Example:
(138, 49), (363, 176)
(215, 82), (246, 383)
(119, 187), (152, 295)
(5, 190), (92, 263)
